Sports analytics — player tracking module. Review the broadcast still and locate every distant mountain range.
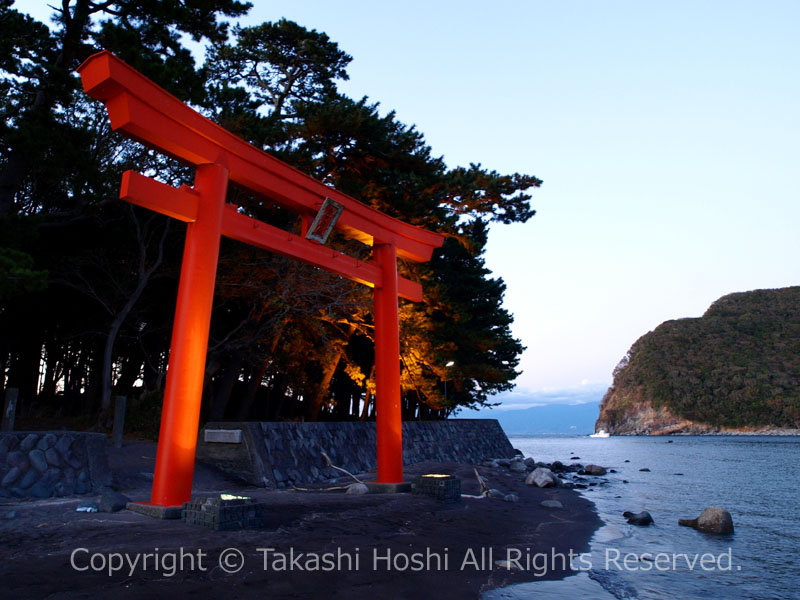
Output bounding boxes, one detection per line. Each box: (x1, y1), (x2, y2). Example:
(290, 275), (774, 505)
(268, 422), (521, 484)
(468, 401), (601, 435)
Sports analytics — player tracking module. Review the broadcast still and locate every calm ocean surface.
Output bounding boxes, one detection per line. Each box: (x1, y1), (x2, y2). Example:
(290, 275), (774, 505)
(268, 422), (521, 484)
(484, 435), (800, 600)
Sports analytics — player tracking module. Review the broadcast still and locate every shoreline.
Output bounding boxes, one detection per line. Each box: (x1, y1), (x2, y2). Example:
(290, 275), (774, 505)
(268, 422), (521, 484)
(0, 441), (602, 599)
(610, 429), (800, 437)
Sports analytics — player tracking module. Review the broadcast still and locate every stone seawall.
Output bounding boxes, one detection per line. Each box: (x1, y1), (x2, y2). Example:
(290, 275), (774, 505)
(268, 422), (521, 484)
(0, 432), (111, 499)
(197, 420), (515, 488)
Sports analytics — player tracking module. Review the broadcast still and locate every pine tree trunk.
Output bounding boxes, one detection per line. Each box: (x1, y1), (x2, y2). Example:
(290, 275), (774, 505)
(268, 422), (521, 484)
(209, 352), (242, 422)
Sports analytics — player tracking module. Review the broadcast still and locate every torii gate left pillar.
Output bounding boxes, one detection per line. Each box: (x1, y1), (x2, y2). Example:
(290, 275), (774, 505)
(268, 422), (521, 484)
(150, 163), (227, 505)
(77, 50), (443, 508)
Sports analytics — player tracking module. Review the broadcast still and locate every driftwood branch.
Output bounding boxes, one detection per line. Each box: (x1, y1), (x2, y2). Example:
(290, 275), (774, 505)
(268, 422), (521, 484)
(291, 484), (352, 493)
(321, 450), (363, 484)
(291, 450), (365, 492)
(461, 468), (491, 499)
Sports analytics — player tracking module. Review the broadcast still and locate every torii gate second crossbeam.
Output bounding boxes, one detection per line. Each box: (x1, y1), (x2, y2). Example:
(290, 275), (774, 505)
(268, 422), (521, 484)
(77, 51), (444, 508)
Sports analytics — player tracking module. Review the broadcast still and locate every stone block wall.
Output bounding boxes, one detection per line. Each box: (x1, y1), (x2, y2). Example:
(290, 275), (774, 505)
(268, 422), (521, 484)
(197, 419), (515, 489)
(0, 432), (111, 499)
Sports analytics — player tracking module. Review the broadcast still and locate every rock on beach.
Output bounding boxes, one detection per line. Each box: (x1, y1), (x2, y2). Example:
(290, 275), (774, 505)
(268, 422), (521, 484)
(525, 467), (557, 488)
(583, 464), (607, 475)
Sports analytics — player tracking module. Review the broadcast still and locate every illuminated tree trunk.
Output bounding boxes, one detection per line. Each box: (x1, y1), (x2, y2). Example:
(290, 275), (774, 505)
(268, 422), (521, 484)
(308, 323), (356, 421)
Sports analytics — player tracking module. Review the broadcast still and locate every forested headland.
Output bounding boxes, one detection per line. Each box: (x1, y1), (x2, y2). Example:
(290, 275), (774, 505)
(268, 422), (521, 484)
(0, 2), (541, 434)
(597, 287), (800, 434)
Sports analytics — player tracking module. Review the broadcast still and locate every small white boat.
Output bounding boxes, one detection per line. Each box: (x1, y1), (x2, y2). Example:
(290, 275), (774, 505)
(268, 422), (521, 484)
(589, 429), (610, 438)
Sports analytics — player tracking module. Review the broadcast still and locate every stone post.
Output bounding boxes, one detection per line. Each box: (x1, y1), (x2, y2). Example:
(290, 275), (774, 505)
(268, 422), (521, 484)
(2, 388), (18, 432)
(112, 395), (127, 448)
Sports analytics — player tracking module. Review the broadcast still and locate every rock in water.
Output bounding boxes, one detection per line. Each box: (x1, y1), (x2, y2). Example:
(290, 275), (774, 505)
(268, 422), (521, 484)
(623, 510), (654, 526)
(345, 483), (369, 495)
(679, 506), (734, 534)
(526, 467), (556, 488)
(584, 464), (607, 476)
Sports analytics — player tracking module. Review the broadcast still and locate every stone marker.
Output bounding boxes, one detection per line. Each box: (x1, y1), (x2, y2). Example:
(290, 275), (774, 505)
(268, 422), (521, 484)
(2, 388), (18, 432)
(112, 396), (126, 449)
(204, 429), (244, 444)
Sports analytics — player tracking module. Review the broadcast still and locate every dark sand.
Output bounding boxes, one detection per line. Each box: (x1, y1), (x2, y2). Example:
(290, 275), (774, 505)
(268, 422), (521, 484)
(0, 441), (600, 599)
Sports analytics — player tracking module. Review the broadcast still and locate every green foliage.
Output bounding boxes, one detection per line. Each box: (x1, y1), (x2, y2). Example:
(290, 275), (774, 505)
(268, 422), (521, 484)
(605, 287), (800, 428)
(0, 247), (47, 301)
(0, 11), (539, 422)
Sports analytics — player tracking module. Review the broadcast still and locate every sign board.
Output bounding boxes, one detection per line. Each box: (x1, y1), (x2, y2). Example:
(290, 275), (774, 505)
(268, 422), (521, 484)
(305, 197), (344, 244)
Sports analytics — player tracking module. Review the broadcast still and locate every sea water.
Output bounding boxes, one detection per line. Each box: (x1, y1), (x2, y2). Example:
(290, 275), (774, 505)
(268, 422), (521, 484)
(484, 435), (800, 600)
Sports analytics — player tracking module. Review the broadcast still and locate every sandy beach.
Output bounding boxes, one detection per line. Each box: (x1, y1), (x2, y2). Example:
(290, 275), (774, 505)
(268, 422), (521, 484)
(0, 441), (600, 599)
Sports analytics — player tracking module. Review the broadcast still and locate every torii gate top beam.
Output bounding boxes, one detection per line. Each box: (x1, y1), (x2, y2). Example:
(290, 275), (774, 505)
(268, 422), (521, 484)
(77, 51), (442, 263)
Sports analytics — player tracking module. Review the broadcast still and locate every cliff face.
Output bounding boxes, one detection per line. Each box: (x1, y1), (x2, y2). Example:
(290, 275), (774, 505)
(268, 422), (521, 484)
(596, 287), (800, 435)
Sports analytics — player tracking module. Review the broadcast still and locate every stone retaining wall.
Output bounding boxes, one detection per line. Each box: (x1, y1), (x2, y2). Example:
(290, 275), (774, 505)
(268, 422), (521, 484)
(197, 420), (515, 488)
(0, 432), (111, 499)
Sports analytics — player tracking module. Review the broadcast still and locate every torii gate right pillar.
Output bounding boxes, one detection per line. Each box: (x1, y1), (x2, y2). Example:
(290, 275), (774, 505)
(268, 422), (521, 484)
(373, 242), (403, 483)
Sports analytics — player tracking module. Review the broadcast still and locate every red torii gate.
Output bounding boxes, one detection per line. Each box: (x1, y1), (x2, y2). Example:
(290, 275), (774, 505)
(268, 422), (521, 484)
(77, 51), (443, 507)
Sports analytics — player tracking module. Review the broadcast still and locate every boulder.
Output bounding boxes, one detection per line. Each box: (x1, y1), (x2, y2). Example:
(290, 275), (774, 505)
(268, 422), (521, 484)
(540, 500), (563, 509)
(623, 510), (654, 526)
(488, 488), (505, 498)
(509, 461), (527, 473)
(551, 460), (564, 471)
(345, 483), (369, 496)
(639, 468), (651, 472)
(584, 464), (607, 476)
(523, 457), (536, 468)
(526, 467), (556, 488)
(503, 493), (519, 503)
(679, 507), (734, 534)
(98, 490), (131, 512)
(497, 459), (512, 467)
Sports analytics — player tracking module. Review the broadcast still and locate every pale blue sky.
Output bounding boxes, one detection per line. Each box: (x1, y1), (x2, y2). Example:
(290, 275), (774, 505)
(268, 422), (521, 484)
(18, 1), (800, 406)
